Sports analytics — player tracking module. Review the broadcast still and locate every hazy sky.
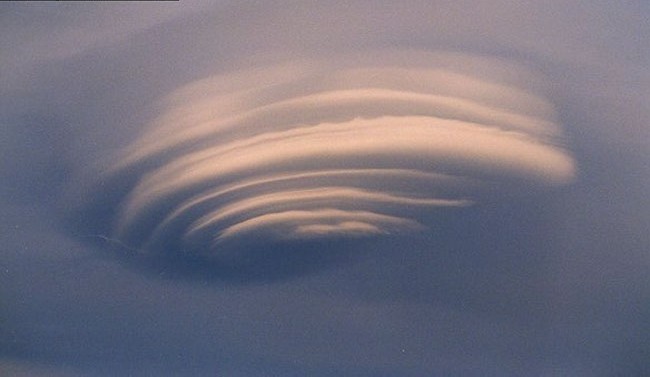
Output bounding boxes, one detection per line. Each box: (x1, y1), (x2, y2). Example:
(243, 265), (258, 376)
(1, 1), (649, 376)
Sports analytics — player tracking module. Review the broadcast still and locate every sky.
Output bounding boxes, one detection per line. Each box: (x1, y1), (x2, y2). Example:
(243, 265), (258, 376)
(1, 1), (649, 376)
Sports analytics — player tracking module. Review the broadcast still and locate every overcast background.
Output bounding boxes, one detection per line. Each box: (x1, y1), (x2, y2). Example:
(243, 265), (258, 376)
(1, 1), (649, 376)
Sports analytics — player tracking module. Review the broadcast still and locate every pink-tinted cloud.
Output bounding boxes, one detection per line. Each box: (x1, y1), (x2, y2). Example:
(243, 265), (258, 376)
(77, 51), (575, 262)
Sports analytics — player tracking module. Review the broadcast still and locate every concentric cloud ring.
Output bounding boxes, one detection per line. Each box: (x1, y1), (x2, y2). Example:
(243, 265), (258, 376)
(75, 50), (576, 262)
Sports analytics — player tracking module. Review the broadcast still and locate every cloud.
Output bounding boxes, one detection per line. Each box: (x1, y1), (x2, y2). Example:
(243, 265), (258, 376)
(2, 2), (648, 376)
(72, 50), (575, 265)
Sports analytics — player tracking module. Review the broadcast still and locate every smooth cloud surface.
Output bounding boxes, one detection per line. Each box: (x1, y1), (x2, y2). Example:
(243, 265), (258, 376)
(77, 50), (575, 262)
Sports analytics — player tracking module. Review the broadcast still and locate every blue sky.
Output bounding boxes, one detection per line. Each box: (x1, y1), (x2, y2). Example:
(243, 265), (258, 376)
(1, 1), (649, 376)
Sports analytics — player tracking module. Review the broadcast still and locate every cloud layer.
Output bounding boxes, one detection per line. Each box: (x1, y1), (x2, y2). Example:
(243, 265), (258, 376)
(2, 2), (648, 376)
(75, 50), (575, 263)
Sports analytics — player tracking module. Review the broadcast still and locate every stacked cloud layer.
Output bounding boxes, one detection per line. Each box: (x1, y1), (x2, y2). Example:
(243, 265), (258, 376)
(75, 50), (575, 262)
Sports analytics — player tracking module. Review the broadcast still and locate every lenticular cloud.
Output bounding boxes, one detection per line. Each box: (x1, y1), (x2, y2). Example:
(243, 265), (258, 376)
(76, 50), (575, 261)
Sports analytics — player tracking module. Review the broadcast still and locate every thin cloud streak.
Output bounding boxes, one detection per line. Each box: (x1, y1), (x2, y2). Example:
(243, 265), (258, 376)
(214, 209), (424, 242)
